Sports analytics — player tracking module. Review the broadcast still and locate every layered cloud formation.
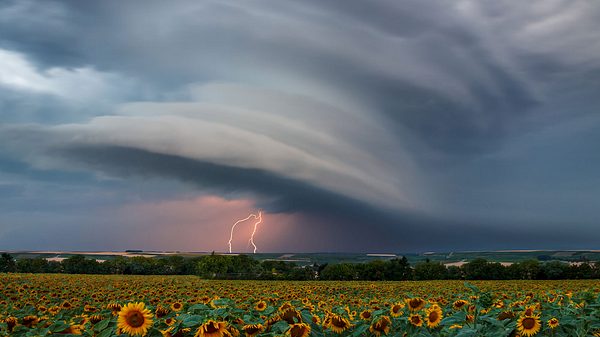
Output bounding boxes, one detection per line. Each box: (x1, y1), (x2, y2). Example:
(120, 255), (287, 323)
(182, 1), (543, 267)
(1, 0), (599, 251)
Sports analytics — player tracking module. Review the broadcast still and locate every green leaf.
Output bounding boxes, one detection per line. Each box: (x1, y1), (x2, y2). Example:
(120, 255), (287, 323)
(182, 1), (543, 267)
(94, 319), (111, 332)
(97, 327), (114, 337)
(464, 282), (480, 294)
(454, 327), (478, 337)
(271, 320), (290, 334)
(147, 328), (163, 337)
(349, 324), (369, 337)
(49, 321), (71, 333)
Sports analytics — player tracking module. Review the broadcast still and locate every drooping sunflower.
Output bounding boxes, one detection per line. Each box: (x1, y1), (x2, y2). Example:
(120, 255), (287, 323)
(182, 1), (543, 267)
(425, 305), (443, 328)
(287, 323), (311, 337)
(242, 324), (264, 337)
(325, 314), (352, 334)
(279, 302), (294, 313)
(155, 305), (170, 318)
(117, 302), (154, 336)
(452, 300), (469, 310)
(227, 325), (240, 337)
(195, 320), (228, 337)
(369, 316), (391, 337)
(280, 309), (302, 324)
(390, 303), (404, 317)
(516, 315), (541, 337)
(497, 311), (515, 321)
(5, 317), (18, 332)
(547, 317), (559, 329)
(90, 315), (104, 324)
(405, 298), (426, 312)
(255, 301), (267, 311)
(408, 314), (423, 327)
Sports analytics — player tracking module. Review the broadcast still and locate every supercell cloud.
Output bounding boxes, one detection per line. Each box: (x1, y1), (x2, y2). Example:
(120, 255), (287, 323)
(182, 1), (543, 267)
(1, 0), (599, 252)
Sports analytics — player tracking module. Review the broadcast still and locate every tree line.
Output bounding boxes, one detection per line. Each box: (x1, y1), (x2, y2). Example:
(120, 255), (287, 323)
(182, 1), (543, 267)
(1, 253), (599, 280)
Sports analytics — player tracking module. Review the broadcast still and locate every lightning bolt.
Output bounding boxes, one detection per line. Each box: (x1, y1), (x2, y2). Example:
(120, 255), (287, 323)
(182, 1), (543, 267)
(228, 213), (258, 253)
(248, 211), (263, 254)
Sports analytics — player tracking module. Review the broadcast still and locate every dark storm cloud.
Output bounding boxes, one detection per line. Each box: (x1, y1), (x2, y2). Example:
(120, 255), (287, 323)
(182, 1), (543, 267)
(52, 144), (600, 251)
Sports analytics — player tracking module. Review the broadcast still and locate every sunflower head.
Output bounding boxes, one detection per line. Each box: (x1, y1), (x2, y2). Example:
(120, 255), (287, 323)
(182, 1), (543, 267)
(517, 315), (541, 337)
(453, 300), (469, 310)
(255, 301), (267, 311)
(390, 303), (404, 317)
(280, 309), (302, 324)
(117, 302), (154, 337)
(325, 313), (352, 334)
(359, 310), (372, 320)
(287, 323), (311, 337)
(369, 316), (391, 337)
(170, 302), (183, 312)
(409, 314), (423, 327)
(548, 317), (559, 329)
(242, 324), (264, 337)
(405, 298), (426, 312)
(426, 305), (443, 328)
(195, 320), (228, 337)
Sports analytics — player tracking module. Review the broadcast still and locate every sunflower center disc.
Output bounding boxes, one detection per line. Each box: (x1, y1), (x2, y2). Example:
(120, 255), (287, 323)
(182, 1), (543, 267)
(522, 318), (535, 329)
(127, 312), (145, 327)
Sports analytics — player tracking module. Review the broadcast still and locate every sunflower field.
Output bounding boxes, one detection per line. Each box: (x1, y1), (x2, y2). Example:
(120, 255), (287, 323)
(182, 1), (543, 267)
(1, 274), (600, 337)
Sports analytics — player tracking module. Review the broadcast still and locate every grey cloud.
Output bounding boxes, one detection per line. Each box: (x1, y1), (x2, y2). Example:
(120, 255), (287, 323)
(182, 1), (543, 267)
(1, 0), (600, 250)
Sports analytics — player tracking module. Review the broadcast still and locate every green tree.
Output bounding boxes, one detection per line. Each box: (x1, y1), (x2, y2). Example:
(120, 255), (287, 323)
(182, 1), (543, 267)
(320, 263), (357, 280)
(414, 260), (447, 280)
(0, 253), (16, 273)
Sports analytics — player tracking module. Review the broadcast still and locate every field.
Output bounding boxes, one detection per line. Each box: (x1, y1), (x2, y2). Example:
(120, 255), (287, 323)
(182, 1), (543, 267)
(1, 274), (600, 337)
(9, 250), (600, 266)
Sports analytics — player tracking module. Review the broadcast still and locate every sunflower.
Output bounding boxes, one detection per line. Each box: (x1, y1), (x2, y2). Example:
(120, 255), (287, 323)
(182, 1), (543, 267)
(242, 324), (264, 337)
(5, 316), (18, 332)
(369, 316), (391, 337)
(497, 311), (515, 320)
(165, 318), (176, 326)
(90, 315), (104, 324)
(195, 320), (228, 337)
(255, 301), (267, 311)
(547, 317), (559, 329)
(155, 305), (170, 318)
(390, 303), (404, 317)
(287, 323), (311, 337)
(359, 310), (372, 320)
(517, 315), (541, 337)
(170, 302), (183, 312)
(409, 314), (423, 327)
(280, 309), (302, 324)
(117, 302), (154, 336)
(325, 314), (352, 333)
(48, 306), (60, 315)
(405, 298), (426, 312)
(522, 305), (536, 317)
(58, 324), (83, 335)
(227, 325), (240, 337)
(279, 302), (294, 313)
(425, 305), (442, 328)
(22, 315), (39, 328)
(311, 315), (321, 325)
(453, 300), (469, 310)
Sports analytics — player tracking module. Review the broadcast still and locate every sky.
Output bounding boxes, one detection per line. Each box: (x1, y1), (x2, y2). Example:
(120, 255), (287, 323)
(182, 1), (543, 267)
(1, 0), (599, 253)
